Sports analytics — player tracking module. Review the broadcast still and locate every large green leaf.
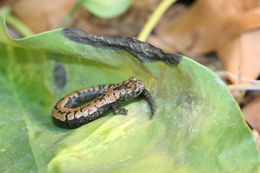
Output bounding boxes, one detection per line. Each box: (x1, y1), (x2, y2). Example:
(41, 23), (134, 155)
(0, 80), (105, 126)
(0, 17), (259, 173)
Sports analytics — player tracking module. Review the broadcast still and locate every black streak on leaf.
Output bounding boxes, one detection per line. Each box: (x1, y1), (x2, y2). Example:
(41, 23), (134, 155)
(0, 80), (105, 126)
(62, 28), (182, 66)
(53, 63), (67, 88)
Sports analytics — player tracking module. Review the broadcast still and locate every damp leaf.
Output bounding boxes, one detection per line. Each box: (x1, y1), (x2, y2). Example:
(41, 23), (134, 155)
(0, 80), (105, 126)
(0, 17), (259, 173)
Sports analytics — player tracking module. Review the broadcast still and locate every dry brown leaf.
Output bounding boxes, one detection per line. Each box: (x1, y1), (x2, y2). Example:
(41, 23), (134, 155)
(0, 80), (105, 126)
(243, 96), (260, 133)
(11, 0), (77, 33)
(217, 29), (260, 83)
(156, 0), (260, 55)
(152, 0), (260, 83)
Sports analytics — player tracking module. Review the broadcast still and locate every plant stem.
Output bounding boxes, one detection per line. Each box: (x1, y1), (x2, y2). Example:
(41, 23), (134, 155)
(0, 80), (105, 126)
(6, 15), (34, 37)
(137, 0), (177, 42)
(59, 0), (83, 28)
(0, 7), (33, 37)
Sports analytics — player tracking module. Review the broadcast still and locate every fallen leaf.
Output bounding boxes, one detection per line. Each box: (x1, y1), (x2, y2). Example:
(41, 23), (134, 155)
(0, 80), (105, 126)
(243, 96), (260, 133)
(153, 0), (260, 83)
(11, 0), (77, 33)
(217, 29), (260, 83)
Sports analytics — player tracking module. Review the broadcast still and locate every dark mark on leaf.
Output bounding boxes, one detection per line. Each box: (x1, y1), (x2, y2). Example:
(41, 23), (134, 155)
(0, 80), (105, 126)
(62, 28), (182, 66)
(53, 63), (67, 89)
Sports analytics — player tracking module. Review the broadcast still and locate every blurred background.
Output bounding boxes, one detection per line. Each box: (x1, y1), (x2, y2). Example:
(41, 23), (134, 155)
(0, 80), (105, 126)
(1, 0), (260, 145)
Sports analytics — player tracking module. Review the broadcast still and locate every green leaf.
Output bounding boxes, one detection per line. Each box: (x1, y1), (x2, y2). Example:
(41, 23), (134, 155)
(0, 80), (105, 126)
(81, 0), (132, 18)
(0, 17), (259, 173)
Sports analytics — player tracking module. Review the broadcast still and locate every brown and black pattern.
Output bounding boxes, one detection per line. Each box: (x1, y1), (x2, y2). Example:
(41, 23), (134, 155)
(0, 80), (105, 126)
(51, 77), (156, 129)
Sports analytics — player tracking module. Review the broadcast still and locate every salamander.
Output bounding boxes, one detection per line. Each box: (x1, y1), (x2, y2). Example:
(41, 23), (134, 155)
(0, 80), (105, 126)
(51, 77), (156, 129)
